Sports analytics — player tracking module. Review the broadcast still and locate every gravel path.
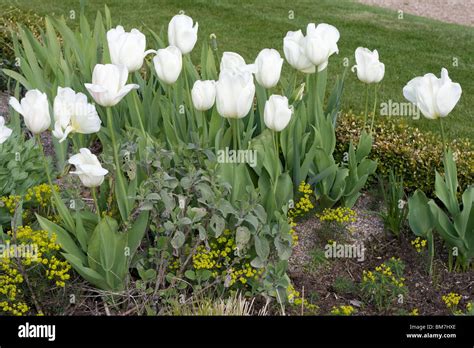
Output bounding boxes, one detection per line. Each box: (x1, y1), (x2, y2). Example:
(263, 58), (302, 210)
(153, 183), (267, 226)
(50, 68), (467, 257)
(357, 0), (474, 26)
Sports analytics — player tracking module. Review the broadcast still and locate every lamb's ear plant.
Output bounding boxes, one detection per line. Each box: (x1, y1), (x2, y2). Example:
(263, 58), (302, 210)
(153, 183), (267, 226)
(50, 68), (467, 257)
(408, 150), (473, 272)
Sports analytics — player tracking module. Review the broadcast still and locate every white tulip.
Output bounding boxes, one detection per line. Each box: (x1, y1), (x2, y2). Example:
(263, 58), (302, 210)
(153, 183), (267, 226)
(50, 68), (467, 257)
(168, 14), (198, 54)
(216, 69), (255, 119)
(283, 30), (315, 74)
(220, 52), (257, 76)
(254, 48), (283, 89)
(0, 116), (12, 144)
(9, 89), (51, 134)
(264, 95), (292, 132)
(69, 148), (108, 188)
(403, 68), (462, 120)
(107, 25), (155, 72)
(305, 23), (340, 72)
(85, 64), (139, 107)
(153, 46), (183, 84)
(352, 47), (385, 84)
(52, 87), (102, 143)
(191, 80), (216, 111)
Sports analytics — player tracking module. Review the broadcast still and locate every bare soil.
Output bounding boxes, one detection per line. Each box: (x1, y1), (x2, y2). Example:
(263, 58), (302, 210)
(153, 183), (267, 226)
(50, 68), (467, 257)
(288, 191), (474, 315)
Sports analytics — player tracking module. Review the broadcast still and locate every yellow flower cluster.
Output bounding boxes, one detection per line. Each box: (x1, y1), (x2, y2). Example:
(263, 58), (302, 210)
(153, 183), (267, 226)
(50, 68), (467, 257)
(363, 262), (405, 288)
(0, 300), (29, 316)
(317, 207), (357, 224)
(287, 181), (316, 246)
(287, 284), (318, 312)
(0, 226), (71, 315)
(288, 216), (298, 246)
(193, 232), (235, 270)
(411, 237), (427, 253)
(168, 258), (180, 271)
(0, 247), (29, 315)
(226, 263), (263, 286)
(1, 184), (59, 216)
(292, 181), (315, 216)
(24, 184), (59, 208)
(331, 305), (356, 316)
(0, 195), (21, 214)
(442, 292), (462, 309)
(192, 230), (261, 287)
(409, 308), (419, 316)
(45, 255), (71, 287)
(11, 226), (71, 287)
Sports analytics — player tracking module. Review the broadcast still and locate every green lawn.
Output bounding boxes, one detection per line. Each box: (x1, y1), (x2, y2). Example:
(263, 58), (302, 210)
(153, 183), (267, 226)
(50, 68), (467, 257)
(4, 0), (473, 140)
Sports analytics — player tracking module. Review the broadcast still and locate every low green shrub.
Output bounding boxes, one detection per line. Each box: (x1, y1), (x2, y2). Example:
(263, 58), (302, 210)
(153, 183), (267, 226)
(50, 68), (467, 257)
(336, 112), (473, 197)
(0, 5), (44, 91)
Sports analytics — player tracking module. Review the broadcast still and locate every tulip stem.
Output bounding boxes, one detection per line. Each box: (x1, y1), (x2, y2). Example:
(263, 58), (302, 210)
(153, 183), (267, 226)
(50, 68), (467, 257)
(91, 187), (101, 220)
(364, 84), (369, 128)
(35, 134), (54, 189)
(236, 119), (241, 150)
(370, 83), (378, 134)
(36, 134), (58, 215)
(272, 130), (280, 190)
(132, 90), (147, 139)
(107, 107), (123, 182)
(439, 117), (447, 155)
(229, 118), (240, 150)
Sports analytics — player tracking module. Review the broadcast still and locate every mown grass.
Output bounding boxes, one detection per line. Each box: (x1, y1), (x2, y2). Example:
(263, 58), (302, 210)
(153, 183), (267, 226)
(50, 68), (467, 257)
(3, 0), (473, 140)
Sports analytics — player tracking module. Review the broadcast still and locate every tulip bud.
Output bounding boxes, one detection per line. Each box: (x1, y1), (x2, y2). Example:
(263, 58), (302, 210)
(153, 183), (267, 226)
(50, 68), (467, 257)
(153, 46), (183, 85)
(216, 69), (255, 119)
(209, 33), (218, 51)
(403, 68), (462, 120)
(304, 23), (340, 72)
(192, 80), (216, 111)
(283, 30), (315, 74)
(0, 116), (12, 144)
(254, 48), (283, 89)
(264, 95), (292, 132)
(85, 64), (139, 107)
(293, 82), (305, 101)
(69, 148), (108, 188)
(351, 47), (385, 84)
(168, 14), (198, 54)
(9, 89), (51, 134)
(52, 87), (102, 143)
(107, 26), (155, 73)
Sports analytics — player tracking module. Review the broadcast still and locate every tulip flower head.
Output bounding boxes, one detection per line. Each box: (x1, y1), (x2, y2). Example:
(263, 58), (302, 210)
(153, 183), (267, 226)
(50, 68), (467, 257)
(107, 25), (156, 73)
(304, 23), (340, 72)
(52, 87), (102, 143)
(168, 14), (198, 54)
(192, 80), (216, 111)
(403, 68), (462, 120)
(9, 89), (51, 134)
(153, 46), (183, 85)
(85, 64), (139, 107)
(0, 116), (12, 144)
(216, 69), (255, 119)
(254, 48), (284, 89)
(264, 95), (293, 132)
(283, 30), (315, 74)
(220, 52), (257, 75)
(352, 47), (385, 84)
(69, 148), (108, 188)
